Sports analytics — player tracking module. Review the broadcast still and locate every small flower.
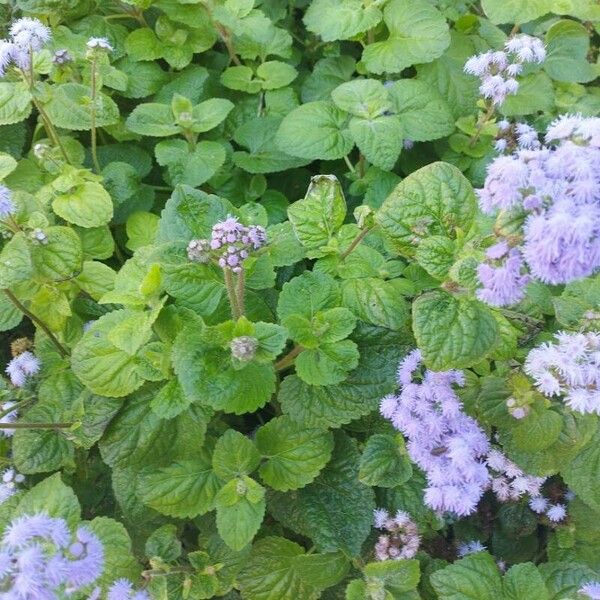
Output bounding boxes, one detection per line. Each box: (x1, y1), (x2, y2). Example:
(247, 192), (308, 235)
(87, 37), (113, 52)
(53, 49), (72, 65)
(5, 351), (40, 387)
(546, 503), (567, 522)
(0, 185), (16, 218)
(107, 578), (150, 600)
(580, 581), (600, 599)
(230, 336), (258, 362)
(9, 17), (51, 52)
(529, 496), (549, 513)
(30, 228), (48, 245)
(457, 540), (486, 557)
(187, 239), (211, 263)
(373, 508), (420, 561)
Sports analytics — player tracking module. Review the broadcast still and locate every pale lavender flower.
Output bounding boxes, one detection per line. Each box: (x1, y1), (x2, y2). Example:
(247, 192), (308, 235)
(0, 41), (16, 78)
(380, 351), (489, 516)
(0, 468), (25, 504)
(86, 37), (113, 52)
(529, 496), (549, 513)
(187, 238), (210, 263)
(108, 579), (150, 600)
(476, 246), (529, 307)
(6, 351), (40, 387)
(580, 582), (600, 600)
(9, 18), (51, 52)
(486, 449), (545, 502)
(546, 503), (567, 522)
(0, 185), (16, 217)
(525, 332), (600, 414)
(0, 401), (18, 437)
(457, 540), (486, 557)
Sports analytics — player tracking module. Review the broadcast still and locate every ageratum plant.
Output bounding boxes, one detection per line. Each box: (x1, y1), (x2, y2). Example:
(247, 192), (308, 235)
(0, 0), (599, 598)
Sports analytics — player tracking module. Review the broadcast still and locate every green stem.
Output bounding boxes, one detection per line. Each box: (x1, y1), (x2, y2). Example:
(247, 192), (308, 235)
(0, 422), (72, 429)
(224, 268), (241, 320)
(31, 97), (71, 164)
(340, 226), (372, 261)
(469, 102), (496, 148)
(343, 155), (356, 173)
(275, 345), (303, 371)
(3, 290), (69, 357)
(236, 269), (245, 317)
(90, 57), (101, 175)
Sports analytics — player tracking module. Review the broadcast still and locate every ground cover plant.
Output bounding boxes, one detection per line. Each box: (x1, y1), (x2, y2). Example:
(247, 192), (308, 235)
(0, 0), (599, 597)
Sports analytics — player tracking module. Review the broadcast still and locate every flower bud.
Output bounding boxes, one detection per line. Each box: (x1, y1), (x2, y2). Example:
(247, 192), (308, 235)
(230, 336), (258, 362)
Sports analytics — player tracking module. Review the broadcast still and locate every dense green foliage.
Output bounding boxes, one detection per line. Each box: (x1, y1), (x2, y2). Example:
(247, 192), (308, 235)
(0, 0), (599, 598)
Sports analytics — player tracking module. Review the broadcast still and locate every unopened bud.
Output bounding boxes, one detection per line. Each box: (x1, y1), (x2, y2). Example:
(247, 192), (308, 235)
(53, 49), (72, 65)
(187, 239), (210, 263)
(230, 336), (258, 362)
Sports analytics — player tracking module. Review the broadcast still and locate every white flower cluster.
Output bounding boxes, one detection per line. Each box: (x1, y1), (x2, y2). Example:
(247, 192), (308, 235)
(525, 331), (600, 414)
(464, 35), (546, 105)
(373, 508), (420, 561)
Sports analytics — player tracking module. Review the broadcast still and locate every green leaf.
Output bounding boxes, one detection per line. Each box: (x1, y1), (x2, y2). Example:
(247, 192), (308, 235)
(362, 0), (450, 74)
(12, 400), (75, 474)
(52, 181), (114, 228)
(191, 98), (234, 132)
(137, 454), (221, 518)
(256, 416), (334, 491)
(414, 235), (456, 280)
(412, 290), (499, 370)
(303, 0), (382, 42)
(257, 61), (298, 90)
(544, 19), (596, 83)
(150, 379), (191, 419)
(75, 260), (116, 300)
(213, 429), (261, 480)
(0, 233), (32, 288)
(145, 524), (182, 562)
(363, 559), (421, 595)
(295, 339), (359, 386)
(359, 433), (412, 488)
(276, 101), (353, 160)
(278, 271), (339, 322)
(376, 162), (476, 255)
(279, 329), (409, 428)
(500, 72), (555, 117)
(216, 477), (266, 551)
(0, 82), (32, 125)
(481, 0), (554, 24)
(431, 552), (503, 600)
(126, 103), (180, 136)
(155, 139), (226, 187)
(87, 517), (141, 587)
(221, 66), (262, 93)
(388, 79), (455, 142)
(503, 563), (549, 600)
(0, 152), (17, 179)
(14, 473), (80, 526)
(349, 115), (404, 171)
(341, 278), (410, 330)
(287, 176), (346, 258)
(563, 430), (600, 512)
(173, 324), (276, 414)
(511, 408), (563, 452)
(331, 79), (390, 118)
(268, 432), (375, 555)
(0, 292), (22, 331)
(71, 309), (147, 397)
(538, 562), (596, 600)
(30, 226), (82, 282)
(45, 83), (119, 130)
(238, 536), (349, 599)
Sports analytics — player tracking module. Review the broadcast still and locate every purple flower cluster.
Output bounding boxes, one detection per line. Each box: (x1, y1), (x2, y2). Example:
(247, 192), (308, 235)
(380, 350), (490, 516)
(0, 18), (51, 76)
(6, 351), (40, 387)
(525, 331), (600, 414)
(476, 115), (600, 305)
(373, 508), (420, 561)
(0, 185), (16, 218)
(0, 513), (104, 598)
(464, 35), (545, 105)
(187, 216), (267, 273)
(107, 578), (150, 600)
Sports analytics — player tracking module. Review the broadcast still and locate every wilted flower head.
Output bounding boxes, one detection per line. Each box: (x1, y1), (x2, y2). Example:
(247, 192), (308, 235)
(373, 509), (420, 561)
(380, 350), (489, 516)
(5, 351), (40, 387)
(0, 185), (16, 218)
(0, 513), (104, 597)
